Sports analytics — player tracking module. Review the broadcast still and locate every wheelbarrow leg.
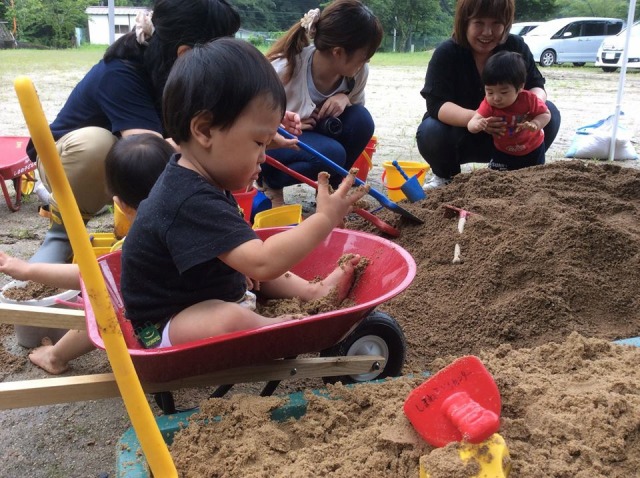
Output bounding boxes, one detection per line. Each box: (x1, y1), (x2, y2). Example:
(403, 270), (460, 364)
(260, 380), (281, 397)
(210, 384), (234, 398)
(260, 355), (296, 396)
(153, 391), (177, 415)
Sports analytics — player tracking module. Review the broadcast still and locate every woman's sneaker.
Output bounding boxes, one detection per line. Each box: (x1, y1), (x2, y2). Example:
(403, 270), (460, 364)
(422, 174), (451, 190)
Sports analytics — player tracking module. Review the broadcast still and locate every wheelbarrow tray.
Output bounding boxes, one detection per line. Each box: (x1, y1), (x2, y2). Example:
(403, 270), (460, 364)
(0, 136), (36, 211)
(83, 227), (416, 383)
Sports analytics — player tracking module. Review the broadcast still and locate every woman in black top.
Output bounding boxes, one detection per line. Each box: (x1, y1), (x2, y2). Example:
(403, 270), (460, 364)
(416, 0), (561, 188)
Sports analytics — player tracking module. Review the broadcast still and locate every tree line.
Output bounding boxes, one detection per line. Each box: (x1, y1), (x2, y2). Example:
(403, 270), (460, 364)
(1, 0), (638, 50)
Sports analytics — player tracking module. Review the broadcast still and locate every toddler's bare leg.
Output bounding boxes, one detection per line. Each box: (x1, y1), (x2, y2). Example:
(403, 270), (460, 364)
(259, 255), (361, 303)
(168, 299), (292, 346)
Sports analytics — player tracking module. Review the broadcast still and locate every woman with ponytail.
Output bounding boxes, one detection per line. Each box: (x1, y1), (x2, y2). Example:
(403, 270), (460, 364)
(258, 0), (382, 206)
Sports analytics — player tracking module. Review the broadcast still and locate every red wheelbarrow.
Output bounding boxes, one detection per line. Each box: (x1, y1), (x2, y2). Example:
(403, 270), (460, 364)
(0, 136), (37, 212)
(82, 227), (416, 403)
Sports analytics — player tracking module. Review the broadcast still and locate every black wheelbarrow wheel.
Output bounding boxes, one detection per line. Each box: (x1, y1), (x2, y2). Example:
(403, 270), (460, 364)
(320, 310), (406, 385)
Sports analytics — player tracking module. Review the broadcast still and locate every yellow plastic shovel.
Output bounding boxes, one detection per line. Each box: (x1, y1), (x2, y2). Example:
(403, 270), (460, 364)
(420, 433), (511, 478)
(14, 77), (177, 477)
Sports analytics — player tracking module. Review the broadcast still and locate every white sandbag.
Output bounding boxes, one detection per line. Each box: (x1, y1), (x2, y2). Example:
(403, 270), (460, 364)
(565, 113), (638, 161)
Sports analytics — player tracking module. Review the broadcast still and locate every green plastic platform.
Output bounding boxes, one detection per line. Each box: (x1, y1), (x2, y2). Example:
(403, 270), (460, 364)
(116, 389), (327, 477)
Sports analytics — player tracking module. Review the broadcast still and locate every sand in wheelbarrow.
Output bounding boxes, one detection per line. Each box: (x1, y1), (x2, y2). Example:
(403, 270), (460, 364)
(170, 160), (640, 476)
(257, 254), (369, 317)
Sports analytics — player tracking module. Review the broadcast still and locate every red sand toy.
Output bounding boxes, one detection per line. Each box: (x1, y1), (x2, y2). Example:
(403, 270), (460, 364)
(83, 227), (416, 386)
(0, 136), (36, 212)
(404, 355), (501, 447)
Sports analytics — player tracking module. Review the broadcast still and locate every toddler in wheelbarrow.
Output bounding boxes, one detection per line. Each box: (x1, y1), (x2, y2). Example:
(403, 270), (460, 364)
(97, 39), (415, 409)
(121, 39), (371, 354)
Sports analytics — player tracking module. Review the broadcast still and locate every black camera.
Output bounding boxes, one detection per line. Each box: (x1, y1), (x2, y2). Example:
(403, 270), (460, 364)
(315, 116), (343, 138)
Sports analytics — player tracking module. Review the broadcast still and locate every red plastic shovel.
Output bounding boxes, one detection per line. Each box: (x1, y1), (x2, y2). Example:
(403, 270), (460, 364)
(403, 356), (501, 447)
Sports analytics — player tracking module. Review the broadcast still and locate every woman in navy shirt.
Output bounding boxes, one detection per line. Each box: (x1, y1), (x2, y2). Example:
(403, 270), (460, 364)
(27, 0), (243, 266)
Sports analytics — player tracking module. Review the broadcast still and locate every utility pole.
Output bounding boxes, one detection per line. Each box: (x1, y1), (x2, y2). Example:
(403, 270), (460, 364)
(393, 16), (397, 52)
(108, 0), (115, 45)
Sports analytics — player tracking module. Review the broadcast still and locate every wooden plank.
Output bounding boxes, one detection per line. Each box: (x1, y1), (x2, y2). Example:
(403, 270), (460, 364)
(0, 373), (117, 409)
(0, 303), (85, 329)
(0, 355), (386, 409)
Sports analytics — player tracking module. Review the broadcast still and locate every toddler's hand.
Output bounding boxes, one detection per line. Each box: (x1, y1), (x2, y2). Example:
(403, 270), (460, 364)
(0, 251), (30, 281)
(468, 117), (488, 134)
(516, 121), (538, 132)
(268, 133), (299, 150)
(245, 276), (261, 291)
(268, 112), (304, 149)
(315, 170), (369, 227)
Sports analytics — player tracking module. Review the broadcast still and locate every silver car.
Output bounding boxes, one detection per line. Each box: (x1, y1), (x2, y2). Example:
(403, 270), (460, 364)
(523, 17), (624, 67)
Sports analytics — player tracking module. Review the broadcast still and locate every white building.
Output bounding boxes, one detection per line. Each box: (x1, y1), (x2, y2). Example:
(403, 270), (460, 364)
(85, 6), (148, 45)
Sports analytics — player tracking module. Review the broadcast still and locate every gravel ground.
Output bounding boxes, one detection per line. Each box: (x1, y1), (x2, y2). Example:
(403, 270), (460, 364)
(0, 59), (639, 478)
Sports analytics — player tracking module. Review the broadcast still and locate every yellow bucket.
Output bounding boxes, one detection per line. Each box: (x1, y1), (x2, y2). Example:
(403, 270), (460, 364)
(382, 161), (430, 202)
(73, 232), (123, 263)
(253, 204), (302, 229)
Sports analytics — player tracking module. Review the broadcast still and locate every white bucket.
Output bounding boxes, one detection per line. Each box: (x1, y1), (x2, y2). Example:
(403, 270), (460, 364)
(0, 280), (81, 348)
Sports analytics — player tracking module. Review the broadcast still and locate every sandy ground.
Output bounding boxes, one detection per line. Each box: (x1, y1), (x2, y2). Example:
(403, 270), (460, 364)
(0, 61), (639, 477)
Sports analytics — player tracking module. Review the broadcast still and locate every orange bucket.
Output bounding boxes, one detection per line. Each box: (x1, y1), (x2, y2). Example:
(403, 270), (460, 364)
(232, 187), (257, 223)
(353, 136), (377, 182)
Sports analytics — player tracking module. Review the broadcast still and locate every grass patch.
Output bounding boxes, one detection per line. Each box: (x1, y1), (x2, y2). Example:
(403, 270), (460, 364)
(369, 50), (434, 67)
(1, 45), (435, 73)
(0, 46), (103, 73)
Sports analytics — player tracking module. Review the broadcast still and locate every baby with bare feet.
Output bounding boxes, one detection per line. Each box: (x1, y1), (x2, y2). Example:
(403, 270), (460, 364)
(0, 134), (174, 374)
(120, 39), (370, 348)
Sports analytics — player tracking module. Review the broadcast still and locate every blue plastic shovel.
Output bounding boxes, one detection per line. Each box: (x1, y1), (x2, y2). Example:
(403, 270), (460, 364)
(277, 128), (424, 224)
(392, 160), (426, 203)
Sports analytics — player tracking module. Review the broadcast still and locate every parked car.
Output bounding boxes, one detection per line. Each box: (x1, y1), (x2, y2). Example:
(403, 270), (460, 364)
(595, 21), (640, 72)
(511, 22), (542, 36)
(523, 17), (624, 67)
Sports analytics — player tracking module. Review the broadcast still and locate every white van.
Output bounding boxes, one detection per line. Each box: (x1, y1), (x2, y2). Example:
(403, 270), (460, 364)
(523, 17), (624, 67)
(596, 21), (640, 72)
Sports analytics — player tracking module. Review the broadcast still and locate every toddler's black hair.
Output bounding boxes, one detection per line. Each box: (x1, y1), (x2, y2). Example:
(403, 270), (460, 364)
(163, 38), (287, 143)
(105, 134), (173, 209)
(482, 51), (527, 89)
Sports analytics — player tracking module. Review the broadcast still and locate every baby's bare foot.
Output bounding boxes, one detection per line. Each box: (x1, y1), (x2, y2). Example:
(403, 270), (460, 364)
(28, 337), (68, 375)
(311, 254), (362, 303)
